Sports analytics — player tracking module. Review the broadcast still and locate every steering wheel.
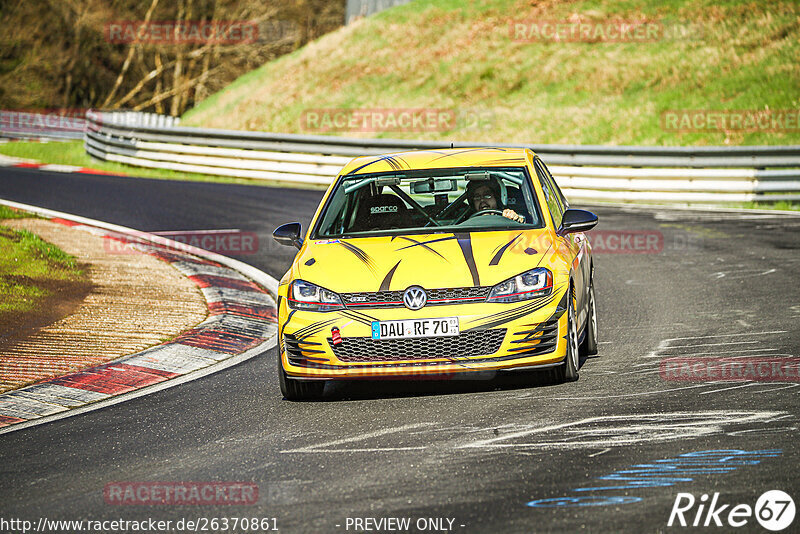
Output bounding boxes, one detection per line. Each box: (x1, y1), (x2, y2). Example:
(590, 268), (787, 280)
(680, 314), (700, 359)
(454, 209), (505, 224)
(471, 209), (504, 218)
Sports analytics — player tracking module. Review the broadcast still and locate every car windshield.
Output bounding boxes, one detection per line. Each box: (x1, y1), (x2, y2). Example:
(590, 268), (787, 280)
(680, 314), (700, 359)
(313, 167), (544, 238)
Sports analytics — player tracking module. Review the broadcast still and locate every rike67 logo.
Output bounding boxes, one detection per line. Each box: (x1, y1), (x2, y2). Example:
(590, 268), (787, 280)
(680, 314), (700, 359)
(668, 490), (795, 531)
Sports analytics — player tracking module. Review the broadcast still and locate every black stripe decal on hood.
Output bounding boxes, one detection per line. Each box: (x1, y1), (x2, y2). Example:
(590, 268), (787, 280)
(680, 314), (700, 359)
(489, 233), (522, 266)
(397, 235), (457, 251)
(380, 261), (402, 291)
(455, 232), (480, 287)
(339, 241), (376, 273)
(395, 236), (449, 261)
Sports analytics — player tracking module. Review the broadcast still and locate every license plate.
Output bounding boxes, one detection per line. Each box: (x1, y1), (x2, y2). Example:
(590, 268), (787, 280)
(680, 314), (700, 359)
(371, 317), (459, 340)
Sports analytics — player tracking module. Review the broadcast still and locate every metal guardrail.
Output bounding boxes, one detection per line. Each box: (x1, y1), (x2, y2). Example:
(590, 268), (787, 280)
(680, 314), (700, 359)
(84, 110), (800, 203)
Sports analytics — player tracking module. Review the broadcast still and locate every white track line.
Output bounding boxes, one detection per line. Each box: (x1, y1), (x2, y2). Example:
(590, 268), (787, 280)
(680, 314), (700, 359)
(281, 423), (434, 453)
(660, 330), (787, 342)
(547, 383), (713, 400)
(699, 382), (761, 395)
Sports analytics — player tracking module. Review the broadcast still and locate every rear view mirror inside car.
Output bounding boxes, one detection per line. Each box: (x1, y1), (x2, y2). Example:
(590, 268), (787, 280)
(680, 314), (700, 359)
(410, 178), (458, 194)
(464, 171), (491, 181)
(375, 175), (402, 186)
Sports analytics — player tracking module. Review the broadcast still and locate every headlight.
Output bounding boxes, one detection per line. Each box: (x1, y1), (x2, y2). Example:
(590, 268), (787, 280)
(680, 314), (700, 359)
(288, 280), (344, 312)
(487, 268), (552, 303)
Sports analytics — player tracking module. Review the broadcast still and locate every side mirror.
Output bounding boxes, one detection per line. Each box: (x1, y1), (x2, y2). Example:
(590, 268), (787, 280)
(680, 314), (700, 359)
(273, 222), (303, 250)
(558, 209), (598, 235)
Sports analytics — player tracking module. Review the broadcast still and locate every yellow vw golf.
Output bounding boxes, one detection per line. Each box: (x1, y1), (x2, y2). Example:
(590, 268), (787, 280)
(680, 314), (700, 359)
(273, 148), (598, 399)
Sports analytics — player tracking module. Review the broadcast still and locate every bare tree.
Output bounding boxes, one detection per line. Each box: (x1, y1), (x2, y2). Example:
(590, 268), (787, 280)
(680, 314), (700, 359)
(101, 0), (160, 109)
(0, 0), (345, 114)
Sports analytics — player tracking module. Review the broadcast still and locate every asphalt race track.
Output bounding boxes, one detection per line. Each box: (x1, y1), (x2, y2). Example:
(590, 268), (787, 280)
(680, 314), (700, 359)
(1, 167), (799, 533)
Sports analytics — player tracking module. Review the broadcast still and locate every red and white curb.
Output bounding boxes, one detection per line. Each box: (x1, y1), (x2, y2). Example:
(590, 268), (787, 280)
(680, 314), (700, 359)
(0, 199), (278, 434)
(0, 153), (124, 176)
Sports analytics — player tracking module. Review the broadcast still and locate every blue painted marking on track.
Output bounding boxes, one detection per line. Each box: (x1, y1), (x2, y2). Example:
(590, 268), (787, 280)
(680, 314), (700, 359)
(527, 496), (642, 508)
(526, 449), (782, 508)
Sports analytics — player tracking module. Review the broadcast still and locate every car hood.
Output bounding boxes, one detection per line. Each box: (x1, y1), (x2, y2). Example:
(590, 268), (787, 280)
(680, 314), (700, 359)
(295, 229), (555, 293)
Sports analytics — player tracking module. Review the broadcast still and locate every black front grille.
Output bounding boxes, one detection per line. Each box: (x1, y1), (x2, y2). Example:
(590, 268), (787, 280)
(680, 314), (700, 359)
(328, 328), (506, 362)
(341, 287), (490, 309)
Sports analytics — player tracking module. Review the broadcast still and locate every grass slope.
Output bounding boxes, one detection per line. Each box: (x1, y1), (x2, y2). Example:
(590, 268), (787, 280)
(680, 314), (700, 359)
(0, 209), (83, 318)
(183, 0), (800, 146)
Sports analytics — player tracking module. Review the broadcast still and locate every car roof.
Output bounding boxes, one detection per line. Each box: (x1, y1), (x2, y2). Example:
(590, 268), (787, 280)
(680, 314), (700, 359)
(338, 147), (536, 176)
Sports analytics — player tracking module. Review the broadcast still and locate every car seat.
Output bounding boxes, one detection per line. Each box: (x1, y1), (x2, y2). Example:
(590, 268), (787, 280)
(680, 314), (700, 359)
(355, 193), (409, 231)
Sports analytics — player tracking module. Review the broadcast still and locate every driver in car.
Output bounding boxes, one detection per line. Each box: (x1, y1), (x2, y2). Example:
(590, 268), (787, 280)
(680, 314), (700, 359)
(467, 180), (525, 223)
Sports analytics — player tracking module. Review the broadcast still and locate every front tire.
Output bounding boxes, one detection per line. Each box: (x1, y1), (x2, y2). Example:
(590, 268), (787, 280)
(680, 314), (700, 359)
(552, 285), (580, 383)
(278, 354), (324, 400)
(580, 276), (598, 356)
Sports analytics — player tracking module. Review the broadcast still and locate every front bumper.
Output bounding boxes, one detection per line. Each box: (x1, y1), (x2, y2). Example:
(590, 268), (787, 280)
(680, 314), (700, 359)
(278, 284), (569, 379)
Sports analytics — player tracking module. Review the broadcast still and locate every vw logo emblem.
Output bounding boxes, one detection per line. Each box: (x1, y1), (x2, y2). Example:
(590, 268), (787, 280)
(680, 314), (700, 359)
(403, 286), (427, 310)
